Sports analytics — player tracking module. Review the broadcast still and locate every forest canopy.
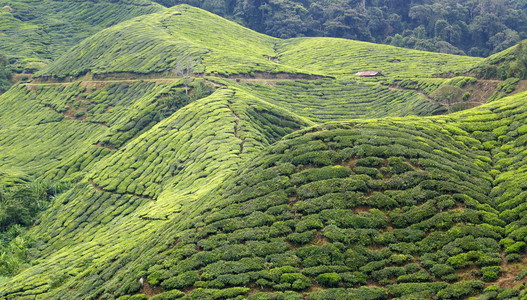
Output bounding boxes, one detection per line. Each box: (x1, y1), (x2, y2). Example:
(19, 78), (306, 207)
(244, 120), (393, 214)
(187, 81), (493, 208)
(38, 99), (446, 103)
(154, 0), (527, 56)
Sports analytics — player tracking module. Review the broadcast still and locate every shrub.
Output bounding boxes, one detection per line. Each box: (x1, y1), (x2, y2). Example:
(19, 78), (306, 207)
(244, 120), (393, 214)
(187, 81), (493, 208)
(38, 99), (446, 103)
(482, 270), (499, 282)
(307, 287), (387, 299)
(447, 251), (481, 269)
(341, 272), (368, 286)
(247, 291), (303, 300)
(280, 273), (312, 290)
(353, 166), (382, 179)
(396, 270), (433, 283)
(505, 241), (525, 254)
(388, 282), (448, 297)
(497, 288), (520, 299)
(150, 289), (185, 299)
(436, 281), (485, 299)
(516, 269), (527, 281)
(430, 264), (456, 281)
(481, 266), (501, 282)
(287, 230), (314, 245)
(216, 273), (252, 286)
(356, 157), (384, 168)
(295, 215), (324, 232)
(302, 265), (350, 277)
(290, 166), (351, 185)
(477, 253), (502, 267)
(162, 271), (199, 289)
(316, 273), (341, 287)
(389, 254), (410, 265)
(213, 287), (250, 298)
(506, 253), (521, 263)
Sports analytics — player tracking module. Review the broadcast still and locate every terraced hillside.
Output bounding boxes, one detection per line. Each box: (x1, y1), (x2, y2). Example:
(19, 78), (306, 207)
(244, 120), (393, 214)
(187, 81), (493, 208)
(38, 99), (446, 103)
(2, 4), (527, 300)
(35, 5), (480, 79)
(0, 0), (162, 65)
(5, 85), (527, 299)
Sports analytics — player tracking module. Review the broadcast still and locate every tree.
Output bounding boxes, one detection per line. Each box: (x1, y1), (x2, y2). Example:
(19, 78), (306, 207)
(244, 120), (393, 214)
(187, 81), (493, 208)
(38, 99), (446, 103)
(173, 55), (198, 95)
(430, 85), (464, 109)
(488, 29), (521, 54)
(0, 53), (11, 94)
(434, 19), (450, 40)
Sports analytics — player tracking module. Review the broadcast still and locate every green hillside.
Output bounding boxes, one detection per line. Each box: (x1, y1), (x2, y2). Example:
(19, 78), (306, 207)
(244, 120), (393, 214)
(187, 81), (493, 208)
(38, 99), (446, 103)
(0, 0), (162, 72)
(35, 5), (480, 79)
(37, 5), (293, 78)
(4, 85), (527, 299)
(2, 4), (527, 300)
(276, 38), (481, 79)
(471, 40), (527, 80)
(229, 79), (447, 122)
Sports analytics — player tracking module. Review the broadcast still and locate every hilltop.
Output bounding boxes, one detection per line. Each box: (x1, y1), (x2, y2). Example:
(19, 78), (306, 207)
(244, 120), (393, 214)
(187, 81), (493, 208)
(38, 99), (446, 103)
(36, 5), (479, 79)
(1, 4), (527, 300)
(0, 0), (163, 72)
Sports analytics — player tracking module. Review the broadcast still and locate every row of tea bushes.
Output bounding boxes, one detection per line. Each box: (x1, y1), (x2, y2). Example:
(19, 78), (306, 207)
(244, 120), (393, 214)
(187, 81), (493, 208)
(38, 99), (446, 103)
(235, 79), (446, 123)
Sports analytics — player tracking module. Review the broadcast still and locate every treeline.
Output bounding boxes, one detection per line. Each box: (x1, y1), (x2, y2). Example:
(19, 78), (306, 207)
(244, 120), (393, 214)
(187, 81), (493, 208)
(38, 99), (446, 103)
(472, 40), (527, 79)
(0, 54), (11, 93)
(0, 181), (71, 276)
(0, 181), (71, 232)
(154, 0), (527, 56)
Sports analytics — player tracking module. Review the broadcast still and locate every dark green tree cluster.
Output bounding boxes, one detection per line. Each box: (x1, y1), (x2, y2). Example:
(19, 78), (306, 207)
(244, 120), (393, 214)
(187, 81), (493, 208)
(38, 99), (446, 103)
(0, 181), (70, 276)
(155, 0), (527, 56)
(472, 40), (527, 79)
(0, 54), (11, 93)
(0, 181), (70, 231)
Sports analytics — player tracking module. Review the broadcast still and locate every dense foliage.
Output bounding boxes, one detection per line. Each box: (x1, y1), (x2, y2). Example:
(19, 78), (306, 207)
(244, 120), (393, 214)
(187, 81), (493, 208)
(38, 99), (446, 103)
(36, 5), (479, 79)
(156, 0), (527, 56)
(0, 0), (162, 71)
(0, 54), (11, 93)
(471, 39), (527, 79)
(3, 4), (527, 300)
(0, 181), (70, 276)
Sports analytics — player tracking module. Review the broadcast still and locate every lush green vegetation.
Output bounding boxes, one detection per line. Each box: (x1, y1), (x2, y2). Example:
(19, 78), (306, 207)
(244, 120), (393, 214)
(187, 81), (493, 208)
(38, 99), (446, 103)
(37, 5), (292, 78)
(3, 3), (527, 300)
(4, 0), (527, 61)
(472, 40), (527, 79)
(232, 79), (447, 122)
(35, 5), (481, 79)
(154, 0), (527, 56)
(0, 180), (70, 277)
(6, 87), (527, 299)
(0, 79), (215, 179)
(276, 37), (480, 79)
(0, 54), (11, 93)
(0, 0), (162, 72)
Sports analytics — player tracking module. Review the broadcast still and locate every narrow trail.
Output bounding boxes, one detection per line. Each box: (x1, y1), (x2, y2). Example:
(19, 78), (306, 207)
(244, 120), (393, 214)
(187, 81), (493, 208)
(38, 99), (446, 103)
(23, 71), (329, 88)
(227, 96), (246, 155)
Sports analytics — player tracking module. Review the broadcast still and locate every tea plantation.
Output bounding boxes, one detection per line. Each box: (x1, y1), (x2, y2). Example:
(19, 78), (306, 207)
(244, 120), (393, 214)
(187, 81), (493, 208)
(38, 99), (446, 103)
(1, 4), (527, 300)
(0, 0), (163, 70)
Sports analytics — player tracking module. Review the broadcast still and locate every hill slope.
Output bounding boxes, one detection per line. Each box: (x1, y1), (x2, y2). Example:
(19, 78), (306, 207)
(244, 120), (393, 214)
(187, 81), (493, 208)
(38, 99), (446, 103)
(0, 0), (162, 72)
(4, 86), (527, 299)
(36, 5), (480, 79)
(471, 40), (527, 79)
(3, 4), (527, 300)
